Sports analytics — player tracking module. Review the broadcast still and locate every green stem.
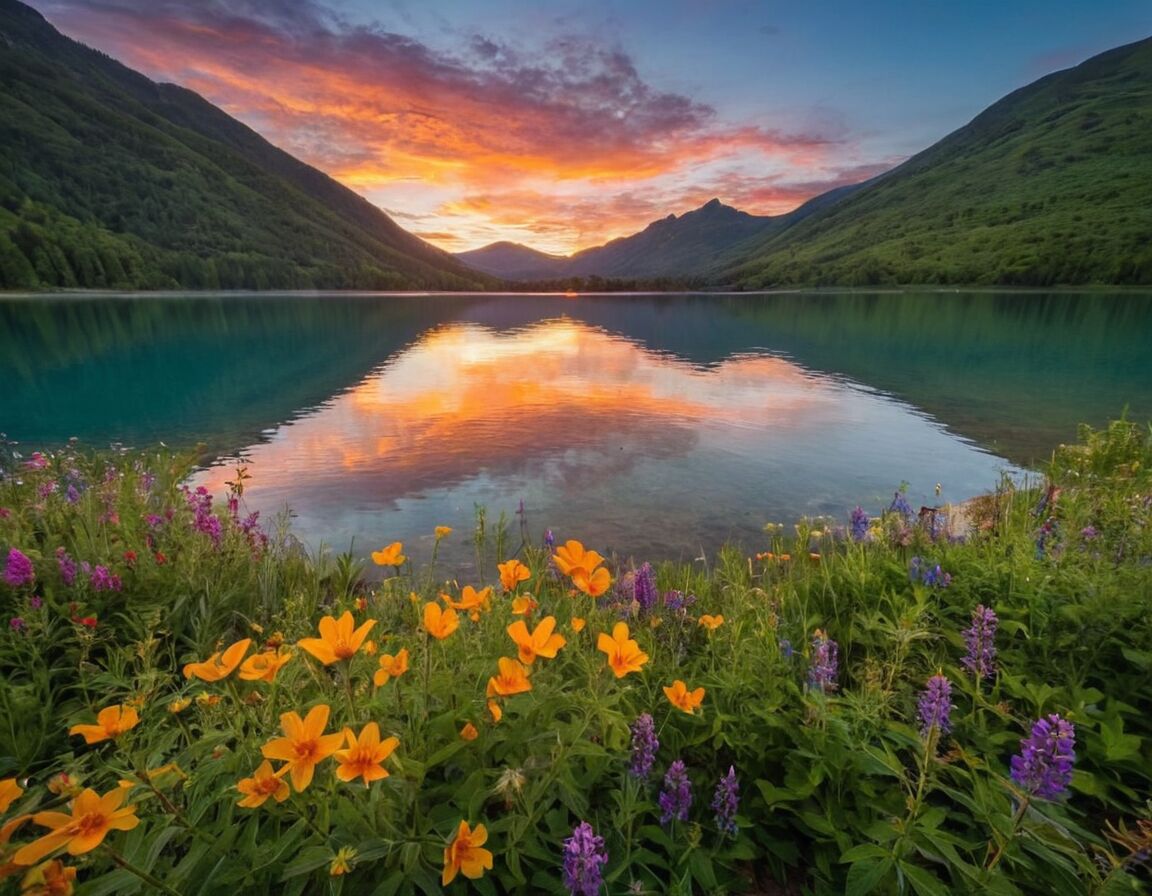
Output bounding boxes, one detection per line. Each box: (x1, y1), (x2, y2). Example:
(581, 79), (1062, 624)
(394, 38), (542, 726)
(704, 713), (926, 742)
(105, 845), (184, 896)
(985, 796), (1031, 872)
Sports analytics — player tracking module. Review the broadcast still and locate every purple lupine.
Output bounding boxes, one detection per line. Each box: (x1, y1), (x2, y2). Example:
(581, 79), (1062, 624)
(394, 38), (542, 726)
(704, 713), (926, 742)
(658, 760), (693, 826)
(561, 822), (608, 896)
(543, 528), (555, 550)
(807, 629), (839, 693)
(917, 674), (954, 739)
(778, 638), (794, 660)
(88, 565), (122, 592)
(711, 766), (740, 835)
(65, 483), (81, 504)
(629, 713), (659, 780)
(849, 506), (870, 541)
(633, 562), (657, 614)
(961, 605), (998, 680)
(889, 490), (914, 520)
(56, 547), (77, 587)
(663, 590), (696, 614)
(1080, 525), (1098, 541)
(922, 564), (952, 588)
(1010, 714), (1076, 800)
(3, 548), (35, 588)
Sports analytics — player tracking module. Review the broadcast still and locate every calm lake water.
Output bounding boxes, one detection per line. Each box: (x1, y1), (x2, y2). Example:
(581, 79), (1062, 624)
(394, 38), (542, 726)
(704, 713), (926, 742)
(2, 290), (1150, 566)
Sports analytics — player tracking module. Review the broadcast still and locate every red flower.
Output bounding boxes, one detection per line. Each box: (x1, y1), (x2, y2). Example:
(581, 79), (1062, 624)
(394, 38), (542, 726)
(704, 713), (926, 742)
(154, 552), (167, 565)
(123, 550), (137, 567)
(79, 616), (97, 628)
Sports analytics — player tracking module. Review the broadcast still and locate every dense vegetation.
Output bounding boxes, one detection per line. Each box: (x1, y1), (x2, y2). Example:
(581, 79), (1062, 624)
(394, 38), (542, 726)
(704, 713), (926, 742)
(1, 420), (1150, 894)
(0, 0), (492, 291)
(722, 37), (1152, 288)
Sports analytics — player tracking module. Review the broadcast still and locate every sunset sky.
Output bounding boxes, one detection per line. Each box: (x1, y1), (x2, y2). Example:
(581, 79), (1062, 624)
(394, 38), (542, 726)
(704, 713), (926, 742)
(35, 0), (1152, 254)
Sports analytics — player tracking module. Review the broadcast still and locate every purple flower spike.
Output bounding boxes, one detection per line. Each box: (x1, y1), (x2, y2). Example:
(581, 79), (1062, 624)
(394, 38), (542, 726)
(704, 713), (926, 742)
(633, 562), (657, 613)
(849, 506), (870, 541)
(961, 605), (998, 680)
(629, 713), (659, 780)
(1010, 714), (1076, 800)
(562, 822), (608, 896)
(659, 760), (693, 826)
(3, 548), (35, 588)
(807, 629), (838, 693)
(711, 766), (740, 835)
(917, 674), (953, 740)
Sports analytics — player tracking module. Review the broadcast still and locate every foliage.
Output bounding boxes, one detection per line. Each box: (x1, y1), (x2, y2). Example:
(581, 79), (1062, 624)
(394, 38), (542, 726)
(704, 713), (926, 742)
(0, 420), (1150, 894)
(0, 2), (493, 291)
(722, 37), (1152, 288)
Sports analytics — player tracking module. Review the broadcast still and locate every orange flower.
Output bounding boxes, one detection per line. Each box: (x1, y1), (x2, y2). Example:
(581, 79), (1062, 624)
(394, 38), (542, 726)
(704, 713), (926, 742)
(698, 614), (724, 631)
(236, 760), (289, 808)
(497, 559), (531, 592)
(183, 638), (252, 682)
(485, 657), (532, 697)
(444, 585), (492, 613)
(261, 705), (344, 792)
(460, 722), (479, 741)
(663, 680), (706, 714)
(239, 648), (293, 682)
(334, 722), (399, 787)
(597, 622), (649, 678)
(297, 611), (376, 665)
(510, 594), (538, 616)
(371, 541), (406, 566)
(18, 858), (76, 895)
(442, 820), (493, 885)
(168, 697), (191, 714)
(506, 616), (566, 664)
(329, 846), (357, 876)
(487, 700), (502, 723)
(373, 648), (410, 686)
(553, 540), (604, 576)
(13, 787), (139, 865)
(570, 617), (586, 633)
(68, 705), (139, 745)
(423, 603), (459, 640)
(434, 526), (453, 539)
(0, 778), (22, 814)
(571, 565), (612, 598)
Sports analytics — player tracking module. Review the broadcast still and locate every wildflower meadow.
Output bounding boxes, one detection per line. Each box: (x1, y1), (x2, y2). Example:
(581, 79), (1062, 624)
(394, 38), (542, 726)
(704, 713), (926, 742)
(1, 420), (1150, 895)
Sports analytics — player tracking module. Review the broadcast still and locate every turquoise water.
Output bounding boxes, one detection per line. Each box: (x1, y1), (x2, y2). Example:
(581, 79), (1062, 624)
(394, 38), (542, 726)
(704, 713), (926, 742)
(2, 290), (1149, 565)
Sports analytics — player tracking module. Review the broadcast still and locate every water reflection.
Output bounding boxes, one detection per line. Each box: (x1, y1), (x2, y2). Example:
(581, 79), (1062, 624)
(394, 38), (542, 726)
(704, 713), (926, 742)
(192, 317), (1016, 564)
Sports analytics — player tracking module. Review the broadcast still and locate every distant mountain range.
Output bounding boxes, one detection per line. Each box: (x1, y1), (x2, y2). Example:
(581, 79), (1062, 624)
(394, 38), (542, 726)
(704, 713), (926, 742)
(0, 0), (491, 290)
(1, 0), (1149, 290)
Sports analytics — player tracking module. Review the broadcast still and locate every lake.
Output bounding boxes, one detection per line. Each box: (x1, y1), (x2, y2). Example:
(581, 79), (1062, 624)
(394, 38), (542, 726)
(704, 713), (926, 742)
(2, 290), (1150, 567)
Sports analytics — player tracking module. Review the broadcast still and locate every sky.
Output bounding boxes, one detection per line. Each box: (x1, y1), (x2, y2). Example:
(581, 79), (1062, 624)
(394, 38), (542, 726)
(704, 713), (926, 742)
(34, 0), (1152, 255)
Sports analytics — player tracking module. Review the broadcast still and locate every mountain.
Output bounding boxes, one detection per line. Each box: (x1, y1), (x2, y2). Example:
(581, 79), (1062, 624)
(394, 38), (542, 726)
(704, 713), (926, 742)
(0, 0), (492, 290)
(723, 36), (1152, 287)
(453, 241), (569, 280)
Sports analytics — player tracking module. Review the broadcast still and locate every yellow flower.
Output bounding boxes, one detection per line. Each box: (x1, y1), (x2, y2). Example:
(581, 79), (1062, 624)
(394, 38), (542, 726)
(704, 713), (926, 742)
(238, 648), (293, 682)
(371, 541), (406, 567)
(13, 787), (139, 865)
(423, 602), (459, 640)
(552, 540), (604, 576)
(485, 657), (532, 697)
(444, 585), (492, 613)
(167, 697), (191, 714)
(487, 700), (502, 723)
(434, 526), (453, 539)
(570, 617), (586, 633)
(460, 722), (479, 741)
(334, 722), (399, 787)
(663, 680), (706, 714)
(373, 647), (410, 686)
(442, 820), (493, 886)
(497, 559), (531, 592)
(261, 705), (344, 792)
(182, 638), (252, 682)
(698, 614), (724, 631)
(597, 622), (649, 678)
(510, 594), (538, 616)
(19, 858), (77, 895)
(571, 565), (612, 598)
(68, 705), (139, 745)
(0, 778), (22, 814)
(329, 846), (357, 876)
(506, 616), (566, 664)
(363, 639), (378, 656)
(236, 760), (289, 808)
(195, 693), (221, 707)
(297, 611), (376, 665)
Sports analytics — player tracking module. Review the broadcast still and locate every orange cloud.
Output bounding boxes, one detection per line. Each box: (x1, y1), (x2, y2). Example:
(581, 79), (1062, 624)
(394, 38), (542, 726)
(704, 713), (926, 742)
(39, 0), (862, 251)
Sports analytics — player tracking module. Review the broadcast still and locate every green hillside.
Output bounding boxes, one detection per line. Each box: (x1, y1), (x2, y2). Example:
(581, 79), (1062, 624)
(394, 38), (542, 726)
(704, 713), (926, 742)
(724, 36), (1152, 287)
(0, 0), (492, 290)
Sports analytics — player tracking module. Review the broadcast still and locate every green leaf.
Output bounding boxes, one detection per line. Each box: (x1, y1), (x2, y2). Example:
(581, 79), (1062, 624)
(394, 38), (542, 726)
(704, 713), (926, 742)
(844, 858), (893, 896)
(279, 845), (333, 881)
(900, 861), (950, 896)
(840, 843), (891, 864)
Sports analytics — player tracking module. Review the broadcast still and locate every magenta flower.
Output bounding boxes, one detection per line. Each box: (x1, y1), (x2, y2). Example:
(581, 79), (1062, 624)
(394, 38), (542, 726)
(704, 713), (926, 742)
(3, 548), (35, 588)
